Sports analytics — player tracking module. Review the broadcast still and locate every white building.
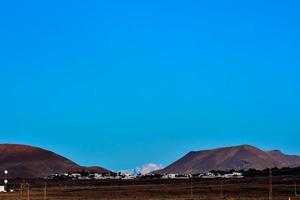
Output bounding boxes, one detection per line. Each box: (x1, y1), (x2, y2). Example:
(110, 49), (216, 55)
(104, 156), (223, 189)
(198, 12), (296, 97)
(202, 172), (221, 179)
(0, 186), (6, 193)
(162, 174), (177, 179)
(94, 173), (105, 180)
(223, 172), (244, 179)
(122, 173), (136, 180)
(71, 173), (81, 178)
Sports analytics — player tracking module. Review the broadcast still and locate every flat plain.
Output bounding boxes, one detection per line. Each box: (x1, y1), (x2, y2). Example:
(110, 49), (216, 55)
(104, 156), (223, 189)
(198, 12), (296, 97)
(1, 177), (299, 200)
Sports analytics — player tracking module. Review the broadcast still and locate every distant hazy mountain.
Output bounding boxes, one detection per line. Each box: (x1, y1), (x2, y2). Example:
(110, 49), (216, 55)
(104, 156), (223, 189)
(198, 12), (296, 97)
(157, 145), (300, 174)
(122, 163), (163, 175)
(0, 144), (109, 178)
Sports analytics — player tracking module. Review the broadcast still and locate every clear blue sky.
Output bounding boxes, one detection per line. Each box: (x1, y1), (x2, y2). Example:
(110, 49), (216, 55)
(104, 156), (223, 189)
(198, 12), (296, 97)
(0, 0), (300, 171)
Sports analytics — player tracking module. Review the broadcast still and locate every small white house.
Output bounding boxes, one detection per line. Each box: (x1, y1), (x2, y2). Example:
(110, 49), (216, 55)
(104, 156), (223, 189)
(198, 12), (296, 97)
(223, 172), (244, 179)
(122, 173), (136, 180)
(162, 174), (177, 179)
(0, 186), (6, 193)
(94, 173), (105, 180)
(202, 172), (218, 179)
(71, 173), (82, 178)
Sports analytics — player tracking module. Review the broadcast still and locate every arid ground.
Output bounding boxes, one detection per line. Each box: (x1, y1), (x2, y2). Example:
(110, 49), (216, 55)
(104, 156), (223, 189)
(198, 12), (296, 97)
(1, 177), (300, 200)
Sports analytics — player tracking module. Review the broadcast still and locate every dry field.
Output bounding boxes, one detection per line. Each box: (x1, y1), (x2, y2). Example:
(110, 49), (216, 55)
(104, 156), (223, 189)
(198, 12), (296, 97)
(1, 177), (299, 200)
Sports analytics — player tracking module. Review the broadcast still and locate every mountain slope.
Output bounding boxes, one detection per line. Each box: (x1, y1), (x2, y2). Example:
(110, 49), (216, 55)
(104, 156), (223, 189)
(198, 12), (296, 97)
(0, 144), (109, 178)
(157, 145), (300, 174)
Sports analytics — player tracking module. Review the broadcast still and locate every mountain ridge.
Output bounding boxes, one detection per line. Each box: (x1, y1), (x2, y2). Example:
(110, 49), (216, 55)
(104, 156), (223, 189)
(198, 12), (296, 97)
(0, 144), (109, 178)
(156, 145), (300, 174)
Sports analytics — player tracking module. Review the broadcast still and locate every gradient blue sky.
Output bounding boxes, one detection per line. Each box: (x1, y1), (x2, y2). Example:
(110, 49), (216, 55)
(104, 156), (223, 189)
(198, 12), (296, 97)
(0, 0), (300, 171)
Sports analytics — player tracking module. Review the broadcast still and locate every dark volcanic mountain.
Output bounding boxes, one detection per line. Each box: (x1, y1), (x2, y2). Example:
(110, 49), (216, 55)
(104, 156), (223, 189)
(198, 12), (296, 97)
(0, 144), (109, 178)
(157, 145), (300, 174)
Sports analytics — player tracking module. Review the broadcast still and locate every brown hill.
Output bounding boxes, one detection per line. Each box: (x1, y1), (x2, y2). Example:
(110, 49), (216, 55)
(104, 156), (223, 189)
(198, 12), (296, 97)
(0, 144), (110, 178)
(157, 145), (300, 174)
